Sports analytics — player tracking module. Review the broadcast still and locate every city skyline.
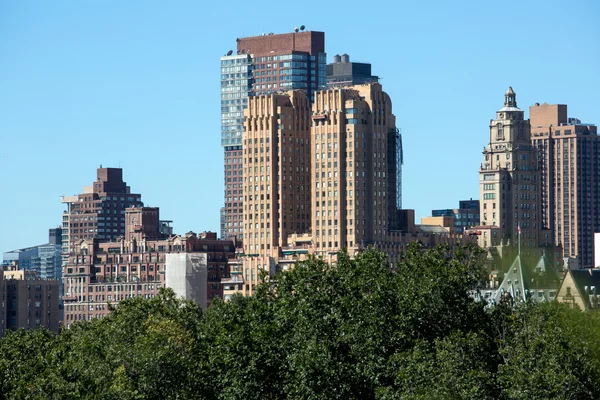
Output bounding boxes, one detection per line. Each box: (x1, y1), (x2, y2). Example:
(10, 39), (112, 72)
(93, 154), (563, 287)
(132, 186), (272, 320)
(1, 0), (599, 255)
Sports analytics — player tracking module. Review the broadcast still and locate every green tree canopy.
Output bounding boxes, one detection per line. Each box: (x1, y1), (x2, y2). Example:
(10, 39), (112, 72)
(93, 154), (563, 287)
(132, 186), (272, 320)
(1, 243), (599, 399)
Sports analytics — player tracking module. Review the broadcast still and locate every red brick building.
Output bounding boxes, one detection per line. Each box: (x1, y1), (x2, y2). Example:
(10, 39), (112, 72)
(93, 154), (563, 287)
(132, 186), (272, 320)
(63, 207), (236, 327)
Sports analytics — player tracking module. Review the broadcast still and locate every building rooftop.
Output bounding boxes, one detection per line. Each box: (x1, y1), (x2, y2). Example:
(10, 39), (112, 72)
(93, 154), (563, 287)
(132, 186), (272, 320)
(498, 106), (521, 112)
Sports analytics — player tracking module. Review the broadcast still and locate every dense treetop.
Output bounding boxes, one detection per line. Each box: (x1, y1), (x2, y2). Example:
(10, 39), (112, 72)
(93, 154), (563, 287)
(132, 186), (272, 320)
(2, 243), (599, 399)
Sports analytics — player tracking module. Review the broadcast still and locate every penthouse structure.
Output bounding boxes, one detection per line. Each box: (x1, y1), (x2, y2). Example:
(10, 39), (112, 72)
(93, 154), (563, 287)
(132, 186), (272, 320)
(326, 54), (379, 88)
(530, 103), (599, 267)
(220, 28), (326, 240)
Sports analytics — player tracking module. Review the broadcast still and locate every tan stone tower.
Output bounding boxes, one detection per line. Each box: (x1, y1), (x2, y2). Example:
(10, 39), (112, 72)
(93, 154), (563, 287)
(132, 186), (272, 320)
(311, 83), (396, 257)
(479, 87), (546, 249)
(240, 90), (311, 295)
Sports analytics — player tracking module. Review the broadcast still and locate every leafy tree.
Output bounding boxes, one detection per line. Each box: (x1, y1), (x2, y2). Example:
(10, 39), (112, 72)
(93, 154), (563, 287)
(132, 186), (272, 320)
(0, 328), (57, 397)
(2, 244), (600, 400)
(495, 301), (600, 399)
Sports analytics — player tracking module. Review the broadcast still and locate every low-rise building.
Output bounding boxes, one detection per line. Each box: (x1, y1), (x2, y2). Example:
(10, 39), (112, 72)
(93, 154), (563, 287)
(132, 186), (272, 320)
(556, 269), (600, 310)
(2, 228), (63, 281)
(475, 249), (561, 305)
(1, 264), (60, 336)
(431, 199), (480, 233)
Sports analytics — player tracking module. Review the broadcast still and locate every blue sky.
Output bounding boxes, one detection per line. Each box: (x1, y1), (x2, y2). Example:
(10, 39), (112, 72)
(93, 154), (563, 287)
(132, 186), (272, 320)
(1, 0), (598, 254)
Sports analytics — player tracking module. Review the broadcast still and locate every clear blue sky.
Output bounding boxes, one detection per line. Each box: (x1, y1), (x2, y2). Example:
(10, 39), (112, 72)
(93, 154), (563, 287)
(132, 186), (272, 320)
(1, 0), (599, 254)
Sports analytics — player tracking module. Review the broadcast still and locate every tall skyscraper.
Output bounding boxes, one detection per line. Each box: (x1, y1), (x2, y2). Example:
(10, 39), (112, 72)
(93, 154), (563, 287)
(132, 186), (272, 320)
(220, 29), (326, 240)
(61, 167), (143, 264)
(311, 83), (399, 255)
(233, 82), (402, 296)
(237, 91), (311, 295)
(530, 103), (599, 267)
(326, 54), (379, 88)
(242, 90), (311, 257)
(478, 87), (549, 249)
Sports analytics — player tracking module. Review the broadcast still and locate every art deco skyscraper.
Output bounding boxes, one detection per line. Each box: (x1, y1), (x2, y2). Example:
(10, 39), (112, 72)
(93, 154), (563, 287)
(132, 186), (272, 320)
(311, 83), (399, 256)
(220, 29), (326, 240)
(235, 82), (401, 296)
(236, 90), (311, 296)
(530, 103), (599, 267)
(242, 91), (311, 256)
(479, 88), (549, 249)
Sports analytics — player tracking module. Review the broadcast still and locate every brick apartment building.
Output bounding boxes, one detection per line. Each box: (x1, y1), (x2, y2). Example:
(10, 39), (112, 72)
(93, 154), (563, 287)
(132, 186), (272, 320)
(530, 103), (599, 267)
(63, 206), (236, 326)
(61, 167), (144, 266)
(0, 265), (60, 336)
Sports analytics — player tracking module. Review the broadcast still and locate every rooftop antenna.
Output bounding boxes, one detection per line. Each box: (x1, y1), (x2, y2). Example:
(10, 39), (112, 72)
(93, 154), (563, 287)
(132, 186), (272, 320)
(300, 25), (305, 31)
(294, 26), (299, 32)
(226, 50), (233, 56)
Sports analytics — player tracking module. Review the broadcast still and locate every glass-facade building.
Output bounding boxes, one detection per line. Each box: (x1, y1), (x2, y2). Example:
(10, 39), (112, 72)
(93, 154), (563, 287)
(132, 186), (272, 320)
(220, 31), (326, 240)
(432, 199), (480, 233)
(220, 54), (253, 147)
(2, 230), (63, 281)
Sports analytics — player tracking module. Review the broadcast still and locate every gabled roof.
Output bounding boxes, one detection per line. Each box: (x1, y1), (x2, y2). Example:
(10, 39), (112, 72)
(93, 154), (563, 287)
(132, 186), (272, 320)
(533, 254), (548, 273)
(493, 255), (527, 303)
(570, 269), (600, 289)
(566, 269), (600, 309)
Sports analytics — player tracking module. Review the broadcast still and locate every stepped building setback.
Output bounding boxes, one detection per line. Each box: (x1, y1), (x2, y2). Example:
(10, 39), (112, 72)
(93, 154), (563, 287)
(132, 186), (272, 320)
(61, 167), (144, 266)
(225, 82), (468, 297)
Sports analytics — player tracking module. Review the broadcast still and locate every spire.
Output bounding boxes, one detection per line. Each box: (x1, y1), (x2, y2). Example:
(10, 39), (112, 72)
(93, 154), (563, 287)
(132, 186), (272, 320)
(504, 86), (517, 108)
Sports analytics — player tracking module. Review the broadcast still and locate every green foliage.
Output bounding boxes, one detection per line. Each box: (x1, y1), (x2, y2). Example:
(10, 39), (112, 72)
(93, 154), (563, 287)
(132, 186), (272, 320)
(494, 301), (600, 399)
(1, 243), (600, 399)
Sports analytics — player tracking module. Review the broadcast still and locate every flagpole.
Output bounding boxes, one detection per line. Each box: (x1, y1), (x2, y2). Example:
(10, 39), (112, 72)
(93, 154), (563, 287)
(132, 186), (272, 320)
(518, 223), (521, 256)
